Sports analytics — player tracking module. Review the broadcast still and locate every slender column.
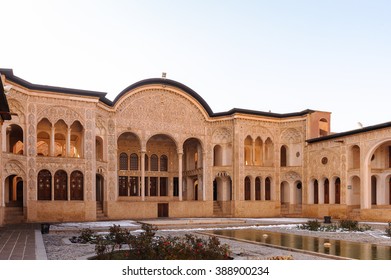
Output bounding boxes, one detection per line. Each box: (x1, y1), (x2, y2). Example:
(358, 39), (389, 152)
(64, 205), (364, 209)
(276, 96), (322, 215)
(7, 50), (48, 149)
(202, 152), (207, 201)
(1, 180), (5, 207)
(262, 143), (266, 166)
(178, 151), (183, 201)
(141, 151), (146, 201)
(66, 127), (71, 157)
(361, 154), (371, 209)
(251, 140), (256, 165)
(319, 179), (325, 204)
(330, 179), (336, 204)
(251, 177), (255, 201)
(50, 125), (55, 156)
(289, 182), (295, 205)
(261, 178), (265, 201)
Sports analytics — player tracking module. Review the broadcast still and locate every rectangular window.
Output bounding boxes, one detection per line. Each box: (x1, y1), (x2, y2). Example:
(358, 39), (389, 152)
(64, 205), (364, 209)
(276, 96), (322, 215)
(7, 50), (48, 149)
(150, 177), (158, 196)
(129, 176), (139, 196)
(119, 176), (128, 196)
(173, 177), (179, 196)
(160, 177), (168, 196)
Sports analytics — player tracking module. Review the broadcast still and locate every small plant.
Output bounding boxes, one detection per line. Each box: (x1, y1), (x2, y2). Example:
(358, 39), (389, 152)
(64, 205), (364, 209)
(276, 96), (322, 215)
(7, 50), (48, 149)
(298, 220), (321, 231)
(268, 255), (293, 260)
(70, 228), (97, 244)
(339, 220), (359, 231)
(385, 222), (391, 237)
(338, 220), (371, 232)
(92, 223), (231, 260)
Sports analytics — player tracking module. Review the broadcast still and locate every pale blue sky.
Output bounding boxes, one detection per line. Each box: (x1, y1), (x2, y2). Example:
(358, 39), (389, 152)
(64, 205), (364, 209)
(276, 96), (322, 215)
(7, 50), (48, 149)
(1, 0), (390, 132)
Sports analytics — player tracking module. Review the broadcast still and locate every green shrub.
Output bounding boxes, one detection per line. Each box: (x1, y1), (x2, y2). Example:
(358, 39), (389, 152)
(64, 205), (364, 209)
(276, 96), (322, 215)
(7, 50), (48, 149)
(70, 228), (97, 244)
(339, 220), (359, 231)
(298, 220), (321, 231)
(385, 222), (391, 237)
(92, 224), (231, 260)
(338, 220), (371, 232)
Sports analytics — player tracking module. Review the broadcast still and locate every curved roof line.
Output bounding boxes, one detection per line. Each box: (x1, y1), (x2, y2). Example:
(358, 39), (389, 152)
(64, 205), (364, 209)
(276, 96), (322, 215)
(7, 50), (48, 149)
(1, 68), (315, 119)
(0, 68), (107, 98)
(106, 78), (215, 116)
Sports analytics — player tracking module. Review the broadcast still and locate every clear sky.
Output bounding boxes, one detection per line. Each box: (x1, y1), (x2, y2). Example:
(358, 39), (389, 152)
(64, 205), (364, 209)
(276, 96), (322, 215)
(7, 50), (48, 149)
(1, 0), (390, 133)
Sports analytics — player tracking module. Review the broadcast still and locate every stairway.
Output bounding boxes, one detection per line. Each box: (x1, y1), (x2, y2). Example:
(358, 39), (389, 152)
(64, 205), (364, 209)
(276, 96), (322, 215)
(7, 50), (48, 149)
(96, 202), (106, 220)
(348, 208), (361, 220)
(5, 207), (25, 224)
(213, 201), (223, 217)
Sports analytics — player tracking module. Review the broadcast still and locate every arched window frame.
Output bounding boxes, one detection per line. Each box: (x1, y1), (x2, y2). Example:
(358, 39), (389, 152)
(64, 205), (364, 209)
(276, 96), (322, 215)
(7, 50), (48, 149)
(244, 176), (251, 200)
(70, 171), (84, 200)
(54, 170), (67, 200)
(151, 154), (158, 171)
(160, 155), (168, 172)
(119, 153), (129, 170)
(130, 153), (139, 170)
(37, 170), (52, 200)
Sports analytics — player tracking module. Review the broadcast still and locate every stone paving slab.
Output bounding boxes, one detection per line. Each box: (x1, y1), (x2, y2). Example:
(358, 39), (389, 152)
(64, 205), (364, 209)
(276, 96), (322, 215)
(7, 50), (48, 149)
(0, 224), (47, 260)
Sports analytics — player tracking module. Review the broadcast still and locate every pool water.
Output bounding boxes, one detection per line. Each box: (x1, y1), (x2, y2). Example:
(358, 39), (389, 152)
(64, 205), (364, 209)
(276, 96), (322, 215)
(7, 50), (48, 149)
(209, 228), (391, 260)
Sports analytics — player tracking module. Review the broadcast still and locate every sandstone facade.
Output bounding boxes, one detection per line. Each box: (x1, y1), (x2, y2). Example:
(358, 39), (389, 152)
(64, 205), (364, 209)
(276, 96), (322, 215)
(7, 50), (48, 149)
(1, 68), (390, 225)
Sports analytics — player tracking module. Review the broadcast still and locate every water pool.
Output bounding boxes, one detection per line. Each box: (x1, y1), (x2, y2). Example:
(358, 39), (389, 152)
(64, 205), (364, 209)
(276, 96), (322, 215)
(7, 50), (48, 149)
(209, 228), (391, 260)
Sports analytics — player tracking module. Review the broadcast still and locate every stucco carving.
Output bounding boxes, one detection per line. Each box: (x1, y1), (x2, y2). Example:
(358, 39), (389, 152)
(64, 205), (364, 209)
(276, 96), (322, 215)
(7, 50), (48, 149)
(37, 105), (85, 126)
(280, 128), (303, 144)
(212, 127), (232, 144)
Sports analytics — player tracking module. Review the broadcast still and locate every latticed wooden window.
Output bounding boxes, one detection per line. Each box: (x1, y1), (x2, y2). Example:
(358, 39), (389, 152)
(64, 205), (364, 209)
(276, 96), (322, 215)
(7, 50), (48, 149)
(265, 177), (271, 201)
(129, 176), (139, 196)
(54, 170), (67, 200)
(160, 155), (168, 172)
(119, 153), (128, 170)
(160, 177), (168, 196)
(70, 171), (83, 200)
(130, 153), (139, 170)
(314, 180), (319, 204)
(244, 177), (251, 200)
(255, 177), (261, 200)
(145, 154), (149, 171)
(151, 154), (158, 171)
(335, 178), (341, 204)
(38, 169), (52, 200)
(149, 177), (158, 196)
(119, 176), (128, 196)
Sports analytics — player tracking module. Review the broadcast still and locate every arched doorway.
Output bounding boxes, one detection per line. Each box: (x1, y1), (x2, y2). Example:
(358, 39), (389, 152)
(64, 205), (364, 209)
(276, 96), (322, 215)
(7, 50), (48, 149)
(96, 174), (104, 203)
(4, 175), (25, 223)
(194, 181), (199, 201)
(6, 175), (24, 207)
(6, 124), (24, 154)
(213, 175), (232, 216)
(295, 181), (303, 205)
(365, 139), (391, 209)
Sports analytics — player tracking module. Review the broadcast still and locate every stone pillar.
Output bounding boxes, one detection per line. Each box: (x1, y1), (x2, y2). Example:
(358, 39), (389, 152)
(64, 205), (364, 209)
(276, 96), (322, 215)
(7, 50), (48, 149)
(141, 151), (146, 201)
(319, 179), (325, 204)
(202, 152), (207, 201)
(251, 177), (255, 201)
(330, 179), (336, 204)
(252, 139), (255, 165)
(361, 160), (371, 209)
(50, 125), (55, 156)
(178, 150), (183, 201)
(66, 127), (71, 157)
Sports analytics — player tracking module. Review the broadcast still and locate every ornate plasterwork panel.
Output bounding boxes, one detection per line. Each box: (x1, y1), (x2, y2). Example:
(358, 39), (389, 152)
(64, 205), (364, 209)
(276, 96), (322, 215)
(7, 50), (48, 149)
(308, 148), (341, 178)
(7, 98), (26, 123)
(4, 160), (26, 179)
(212, 127), (232, 144)
(116, 89), (206, 134)
(37, 105), (85, 126)
(283, 171), (301, 182)
(280, 128), (303, 144)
